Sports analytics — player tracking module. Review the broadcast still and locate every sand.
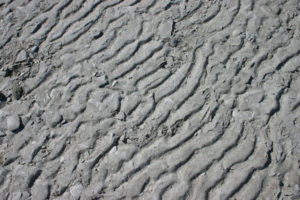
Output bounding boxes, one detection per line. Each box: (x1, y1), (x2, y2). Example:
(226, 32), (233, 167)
(0, 0), (299, 199)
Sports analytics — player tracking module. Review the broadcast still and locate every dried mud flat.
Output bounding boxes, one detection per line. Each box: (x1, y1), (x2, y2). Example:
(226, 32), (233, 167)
(0, 0), (300, 199)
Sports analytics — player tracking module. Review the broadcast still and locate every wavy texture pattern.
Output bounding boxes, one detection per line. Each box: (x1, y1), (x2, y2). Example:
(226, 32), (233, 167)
(0, 0), (299, 199)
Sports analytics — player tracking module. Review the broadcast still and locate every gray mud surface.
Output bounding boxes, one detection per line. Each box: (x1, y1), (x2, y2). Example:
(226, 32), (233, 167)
(0, 0), (300, 199)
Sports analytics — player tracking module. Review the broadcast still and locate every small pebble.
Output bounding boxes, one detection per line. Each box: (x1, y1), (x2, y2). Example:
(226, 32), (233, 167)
(6, 115), (21, 131)
(31, 46), (39, 53)
(120, 134), (127, 143)
(16, 50), (27, 63)
(21, 115), (30, 126)
(115, 111), (126, 121)
(112, 80), (118, 87)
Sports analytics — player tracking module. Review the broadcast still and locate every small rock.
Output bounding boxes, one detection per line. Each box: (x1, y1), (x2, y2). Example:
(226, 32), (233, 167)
(112, 80), (118, 87)
(31, 46), (39, 53)
(21, 115), (30, 126)
(70, 183), (83, 200)
(120, 134), (127, 143)
(12, 84), (23, 100)
(115, 111), (126, 121)
(16, 50), (27, 63)
(6, 115), (21, 131)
